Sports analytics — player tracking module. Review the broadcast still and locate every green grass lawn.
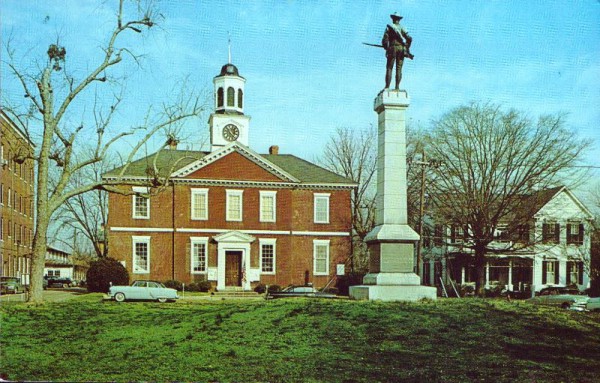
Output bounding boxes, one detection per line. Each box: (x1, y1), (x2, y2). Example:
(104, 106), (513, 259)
(1, 295), (599, 382)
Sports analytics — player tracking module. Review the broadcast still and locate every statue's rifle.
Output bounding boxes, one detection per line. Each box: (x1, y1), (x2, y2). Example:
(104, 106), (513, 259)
(362, 42), (414, 60)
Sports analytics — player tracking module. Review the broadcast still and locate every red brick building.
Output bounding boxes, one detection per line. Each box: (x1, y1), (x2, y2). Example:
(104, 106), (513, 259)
(103, 63), (356, 290)
(1, 110), (35, 284)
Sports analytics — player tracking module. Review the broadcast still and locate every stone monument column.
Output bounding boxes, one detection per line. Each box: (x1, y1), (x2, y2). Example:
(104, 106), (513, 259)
(350, 89), (437, 301)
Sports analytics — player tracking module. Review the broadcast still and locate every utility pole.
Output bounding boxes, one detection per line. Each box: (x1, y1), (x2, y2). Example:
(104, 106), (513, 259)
(412, 150), (440, 283)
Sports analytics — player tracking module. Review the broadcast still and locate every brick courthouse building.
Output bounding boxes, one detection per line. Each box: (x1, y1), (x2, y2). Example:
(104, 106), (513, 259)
(104, 63), (356, 290)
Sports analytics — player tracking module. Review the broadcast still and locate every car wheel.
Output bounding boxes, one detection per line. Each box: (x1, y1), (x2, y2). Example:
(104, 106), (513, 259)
(561, 302), (571, 309)
(157, 298), (167, 303)
(114, 292), (126, 302)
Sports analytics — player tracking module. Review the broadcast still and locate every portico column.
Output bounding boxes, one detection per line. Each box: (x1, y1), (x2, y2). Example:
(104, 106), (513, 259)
(485, 262), (490, 288)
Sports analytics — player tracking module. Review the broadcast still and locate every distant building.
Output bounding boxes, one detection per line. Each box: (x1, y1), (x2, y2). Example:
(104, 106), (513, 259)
(44, 246), (89, 283)
(0, 110), (35, 285)
(103, 63), (356, 290)
(422, 186), (594, 295)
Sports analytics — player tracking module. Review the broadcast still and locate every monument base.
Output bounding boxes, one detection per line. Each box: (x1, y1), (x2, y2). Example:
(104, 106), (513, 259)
(349, 282), (437, 302)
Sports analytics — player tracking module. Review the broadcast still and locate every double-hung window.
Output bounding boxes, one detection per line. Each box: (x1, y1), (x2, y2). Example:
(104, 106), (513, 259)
(132, 187), (150, 219)
(260, 238), (276, 274)
(260, 191), (277, 222)
(313, 239), (330, 276)
(314, 193), (330, 224)
(191, 188), (209, 220)
(542, 222), (560, 244)
(190, 237), (208, 274)
(226, 190), (243, 221)
(132, 236), (151, 274)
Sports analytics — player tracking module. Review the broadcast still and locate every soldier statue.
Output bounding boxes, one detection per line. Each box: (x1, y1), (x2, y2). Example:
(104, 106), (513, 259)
(382, 12), (413, 89)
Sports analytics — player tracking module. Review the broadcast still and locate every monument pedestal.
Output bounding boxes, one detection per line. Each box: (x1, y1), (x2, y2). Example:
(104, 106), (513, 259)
(349, 89), (436, 302)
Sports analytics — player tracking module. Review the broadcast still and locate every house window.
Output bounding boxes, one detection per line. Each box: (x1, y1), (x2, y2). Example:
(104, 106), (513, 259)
(259, 191), (277, 222)
(566, 222), (584, 245)
(0, 217), (3, 241)
(495, 225), (510, 242)
(132, 187), (150, 219)
(516, 224), (530, 243)
(313, 240), (330, 276)
(566, 261), (584, 285)
(227, 87), (235, 107)
(7, 187), (11, 207)
(542, 222), (560, 244)
(0, 183), (3, 205)
(226, 190), (243, 221)
(132, 236), (151, 274)
(260, 239), (276, 274)
(190, 237), (208, 273)
(314, 193), (330, 224)
(450, 225), (465, 244)
(433, 224), (444, 246)
(542, 260), (559, 285)
(191, 188), (209, 220)
(217, 87), (224, 107)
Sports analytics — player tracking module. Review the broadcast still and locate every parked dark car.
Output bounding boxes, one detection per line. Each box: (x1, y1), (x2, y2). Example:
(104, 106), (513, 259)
(0, 277), (26, 294)
(46, 277), (75, 288)
(266, 285), (338, 300)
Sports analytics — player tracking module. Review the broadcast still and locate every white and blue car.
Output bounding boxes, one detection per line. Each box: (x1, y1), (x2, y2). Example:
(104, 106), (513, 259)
(109, 280), (179, 303)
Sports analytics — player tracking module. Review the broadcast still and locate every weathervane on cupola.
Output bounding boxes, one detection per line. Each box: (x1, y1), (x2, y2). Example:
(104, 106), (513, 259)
(208, 33), (251, 152)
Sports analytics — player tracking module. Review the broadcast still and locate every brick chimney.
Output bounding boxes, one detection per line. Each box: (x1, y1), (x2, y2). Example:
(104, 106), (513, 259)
(269, 145), (279, 155)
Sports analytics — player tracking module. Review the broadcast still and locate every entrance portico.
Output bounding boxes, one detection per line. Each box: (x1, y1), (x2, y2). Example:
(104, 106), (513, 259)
(213, 231), (255, 291)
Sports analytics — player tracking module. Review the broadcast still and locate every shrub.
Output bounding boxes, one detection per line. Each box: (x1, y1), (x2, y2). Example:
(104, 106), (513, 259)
(86, 257), (129, 293)
(187, 281), (212, 292)
(335, 273), (365, 296)
(267, 285), (281, 293)
(254, 284), (266, 294)
(164, 280), (183, 291)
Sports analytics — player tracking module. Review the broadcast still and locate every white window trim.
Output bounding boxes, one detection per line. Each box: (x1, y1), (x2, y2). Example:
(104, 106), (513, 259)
(132, 187), (150, 220)
(226, 189), (244, 222)
(190, 237), (209, 274)
(132, 236), (151, 274)
(313, 239), (330, 276)
(259, 238), (277, 274)
(191, 188), (209, 221)
(259, 191), (277, 223)
(314, 193), (330, 224)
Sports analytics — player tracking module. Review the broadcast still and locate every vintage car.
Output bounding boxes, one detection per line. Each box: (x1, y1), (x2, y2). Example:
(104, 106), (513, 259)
(525, 286), (589, 310)
(109, 280), (179, 303)
(0, 277), (26, 294)
(266, 285), (338, 300)
(586, 297), (600, 312)
(46, 276), (76, 288)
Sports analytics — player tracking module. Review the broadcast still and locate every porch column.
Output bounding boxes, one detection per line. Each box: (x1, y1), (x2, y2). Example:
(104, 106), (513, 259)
(508, 260), (513, 291)
(461, 266), (465, 284)
(485, 262), (490, 288)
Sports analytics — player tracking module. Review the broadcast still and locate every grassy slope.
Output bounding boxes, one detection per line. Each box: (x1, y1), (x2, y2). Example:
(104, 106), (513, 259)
(1, 296), (599, 382)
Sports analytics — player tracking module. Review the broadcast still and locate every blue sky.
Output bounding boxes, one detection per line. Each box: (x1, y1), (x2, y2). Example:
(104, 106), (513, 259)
(2, 1), (599, 195)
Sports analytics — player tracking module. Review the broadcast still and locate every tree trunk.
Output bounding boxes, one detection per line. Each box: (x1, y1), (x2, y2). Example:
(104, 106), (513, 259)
(29, 221), (49, 303)
(474, 245), (487, 297)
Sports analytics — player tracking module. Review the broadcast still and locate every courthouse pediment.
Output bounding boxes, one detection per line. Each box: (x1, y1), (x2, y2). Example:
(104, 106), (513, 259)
(213, 231), (256, 243)
(172, 142), (299, 183)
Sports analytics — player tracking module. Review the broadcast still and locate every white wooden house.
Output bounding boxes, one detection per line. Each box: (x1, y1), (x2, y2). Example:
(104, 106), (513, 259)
(421, 186), (594, 295)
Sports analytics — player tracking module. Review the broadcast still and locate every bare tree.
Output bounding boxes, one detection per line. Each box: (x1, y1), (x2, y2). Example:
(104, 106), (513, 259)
(2, 0), (205, 302)
(425, 102), (590, 296)
(53, 158), (112, 259)
(318, 126), (377, 273)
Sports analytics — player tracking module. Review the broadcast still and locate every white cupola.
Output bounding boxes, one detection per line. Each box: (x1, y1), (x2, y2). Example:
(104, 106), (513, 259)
(209, 63), (251, 151)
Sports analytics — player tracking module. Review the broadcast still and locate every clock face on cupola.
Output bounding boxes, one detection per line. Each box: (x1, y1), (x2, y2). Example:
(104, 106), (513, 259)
(208, 62), (251, 151)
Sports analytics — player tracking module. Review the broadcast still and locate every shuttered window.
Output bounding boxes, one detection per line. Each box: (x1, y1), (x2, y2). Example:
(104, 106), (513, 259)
(542, 223), (560, 244)
(566, 223), (584, 245)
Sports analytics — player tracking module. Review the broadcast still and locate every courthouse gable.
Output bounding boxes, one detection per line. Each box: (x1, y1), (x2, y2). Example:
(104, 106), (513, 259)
(185, 151), (286, 182)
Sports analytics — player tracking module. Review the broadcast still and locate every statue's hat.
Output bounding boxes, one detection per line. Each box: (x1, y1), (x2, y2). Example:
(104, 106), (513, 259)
(390, 12), (403, 20)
